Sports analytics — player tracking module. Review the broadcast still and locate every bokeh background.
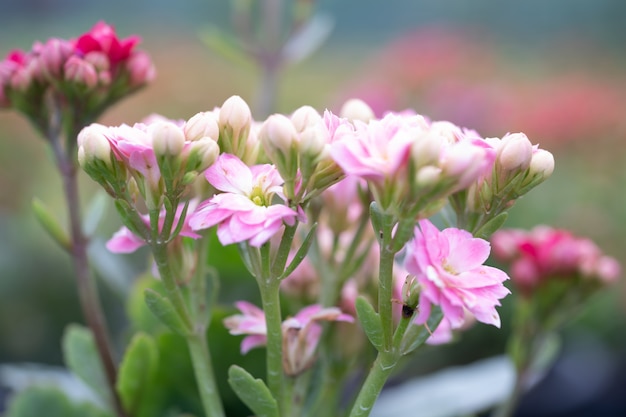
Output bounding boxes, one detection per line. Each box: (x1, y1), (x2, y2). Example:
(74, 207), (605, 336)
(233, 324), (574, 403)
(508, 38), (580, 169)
(1, 1), (626, 416)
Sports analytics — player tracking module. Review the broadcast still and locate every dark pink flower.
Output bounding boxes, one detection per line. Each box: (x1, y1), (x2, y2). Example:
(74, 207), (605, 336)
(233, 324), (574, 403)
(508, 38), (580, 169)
(404, 219), (510, 329)
(74, 21), (140, 66)
(491, 226), (621, 295)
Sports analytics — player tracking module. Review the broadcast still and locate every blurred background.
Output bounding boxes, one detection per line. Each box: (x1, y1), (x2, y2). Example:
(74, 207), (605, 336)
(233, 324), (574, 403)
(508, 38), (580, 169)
(1, 0), (626, 416)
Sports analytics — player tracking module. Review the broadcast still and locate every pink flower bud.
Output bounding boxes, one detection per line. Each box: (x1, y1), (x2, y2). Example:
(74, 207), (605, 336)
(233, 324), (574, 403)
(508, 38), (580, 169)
(84, 51), (110, 72)
(340, 98), (375, 122)
(64, 56), (98, 88)
(150, 121), (186, 156)
(184, 111), (220, 142)
(40, 38), (73, 78)
(126, 50), (155, 87)
(440, 142), (488, 190)
(189, 137), (220, 171)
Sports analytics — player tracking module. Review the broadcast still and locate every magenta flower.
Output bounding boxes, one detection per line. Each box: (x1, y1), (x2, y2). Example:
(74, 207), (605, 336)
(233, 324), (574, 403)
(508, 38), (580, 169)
(106, 201), (200, 253)
(74, 21), (140, 66)
(404, 219), (510, 329)
(491, 226), (621, 295)
(188, 153), (300, 247)
(224, 302), (353, 375)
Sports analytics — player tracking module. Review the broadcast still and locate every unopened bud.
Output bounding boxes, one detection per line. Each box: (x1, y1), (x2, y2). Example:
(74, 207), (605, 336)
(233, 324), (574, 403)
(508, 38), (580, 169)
(340, 98), (374, 122)
(416, 165), (441, 186)
(291, 105), (322, 132)
(77, 124), (112, 167)
(40, 38), (73, 78)
(528, 149), (555, 181)
(260, 114), (298, 161)
(498, 133), (533, 172)
(64, 56), (98, 88)
(150, 121), (185, 156)
(84, 51), (110, 72)
(219, 95), (252, 155)
(185, 111), (220, 141)
(411, 131), (443, 168)
(126, 51), (156, 87)
(189, 137), (220, 172)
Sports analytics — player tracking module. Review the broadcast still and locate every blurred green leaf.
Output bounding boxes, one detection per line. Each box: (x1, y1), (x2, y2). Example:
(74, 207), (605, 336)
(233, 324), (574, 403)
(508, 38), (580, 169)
(128, 275), (167, 334)
(474, 212), (508, 239)
(116, 333), (159, 417)
(355, 296), (384, 351)
(5, 386), (112, 417)
(31, 197), (71, 251)
(144, 288), (191, 336)
(227, 365), (278, 417)
(62, 324), (112, 408)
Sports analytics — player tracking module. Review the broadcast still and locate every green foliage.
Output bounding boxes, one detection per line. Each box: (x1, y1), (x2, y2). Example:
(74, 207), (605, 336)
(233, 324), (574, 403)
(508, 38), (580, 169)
(227, 366), (279, 417)
(355, 296), (384, 352)
(144, 288), (191, 336)
(116, 333), (159, 417)
(5, 386), (112, 417)
(31, 197), (71, 251)
(127, 275), (167, 334)
(62, 324), (111, 407)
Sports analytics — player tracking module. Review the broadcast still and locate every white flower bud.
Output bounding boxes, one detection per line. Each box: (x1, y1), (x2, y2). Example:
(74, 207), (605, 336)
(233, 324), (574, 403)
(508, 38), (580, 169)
(191, 137), (220, 172)
(260, 114), (298, 158)
(185, 111), (220, 142)
(340, 98), (374, 122)
(77, 124), (112, 166)
(528, 149), (555, 180)
(498, 133), (533, 172)
(150, 121), (185, 156)
(291, 105), (322, 133)
(219, 95), (252, 133)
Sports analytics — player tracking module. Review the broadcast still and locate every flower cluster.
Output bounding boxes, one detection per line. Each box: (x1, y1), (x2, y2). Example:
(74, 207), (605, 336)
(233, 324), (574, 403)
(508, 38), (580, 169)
(491, 226), (620, 296)
(0, 21), (154, 128)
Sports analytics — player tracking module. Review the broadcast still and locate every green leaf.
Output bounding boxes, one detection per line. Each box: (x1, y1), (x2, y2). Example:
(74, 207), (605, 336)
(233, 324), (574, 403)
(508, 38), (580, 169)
(400, 307), (443, 355)
(5, 386), (112, 417)
(128, 275), (167, 334)
(474, 212), (508, 239)
(227, 365), (279, 417)
(116, 333), (159, 417)
(62, 324), (112, 407)
(369, 202), (385, 244)
(144, 288), (191, 336)
(32, 197), (71, 251)
(355, 296), (384, 351)
(279, 223), (317, 280)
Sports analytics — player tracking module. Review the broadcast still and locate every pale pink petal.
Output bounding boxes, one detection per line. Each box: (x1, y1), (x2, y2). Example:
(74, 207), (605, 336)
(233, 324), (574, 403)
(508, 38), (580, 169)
(106, 227), (145, 253)
(240, 335), (267, 354)
(205, 153), (252, 194)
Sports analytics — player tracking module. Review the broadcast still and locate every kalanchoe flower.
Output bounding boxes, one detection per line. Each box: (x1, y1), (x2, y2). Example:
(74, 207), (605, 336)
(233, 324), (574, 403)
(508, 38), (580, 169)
(224, 302), (354, 376)
(404, 219), (510, 330)
(78, 117), (219, 209)
(330, 111), (494, 218)
(188, 153), (300, 247)
(491, 226), (620, 297)
(0, 21), (155, 130)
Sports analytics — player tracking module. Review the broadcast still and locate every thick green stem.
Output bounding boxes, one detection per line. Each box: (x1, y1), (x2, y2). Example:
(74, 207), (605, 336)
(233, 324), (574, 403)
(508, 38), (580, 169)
(347, 352), (397, 417)
(187, 334), (226, 417)
(258, 279), (284, 402)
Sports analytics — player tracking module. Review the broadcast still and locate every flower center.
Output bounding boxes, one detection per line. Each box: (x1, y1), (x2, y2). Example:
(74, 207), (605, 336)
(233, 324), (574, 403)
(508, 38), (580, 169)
(249, 184), (269, 206)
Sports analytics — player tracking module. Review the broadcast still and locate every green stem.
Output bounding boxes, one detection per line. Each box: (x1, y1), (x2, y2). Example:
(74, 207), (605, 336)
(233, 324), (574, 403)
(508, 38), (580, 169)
(347, 352), (397, 417)
(258, 278), (284, 402)
(152, 243), (193, 330)
(151, 242), (224, 417)
(378, 214), (396, 350)
(187, 334), (226, 417)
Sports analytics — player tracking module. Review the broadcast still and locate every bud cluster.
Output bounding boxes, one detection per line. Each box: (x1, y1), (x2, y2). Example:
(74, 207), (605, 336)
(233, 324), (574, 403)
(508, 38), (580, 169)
(0, 21), (155, 129)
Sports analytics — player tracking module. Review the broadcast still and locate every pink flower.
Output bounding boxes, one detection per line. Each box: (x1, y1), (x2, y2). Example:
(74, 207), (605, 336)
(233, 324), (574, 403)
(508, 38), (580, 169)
(404, 219), (510, 329)
(188, 154), (300, 247)
(491, 226), (621, 295)
(330, 112), (427, 184)
(224, 302), (354, 375)
(74, 21), (140, 66)
(106, 201), (200, 253)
